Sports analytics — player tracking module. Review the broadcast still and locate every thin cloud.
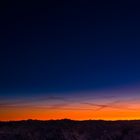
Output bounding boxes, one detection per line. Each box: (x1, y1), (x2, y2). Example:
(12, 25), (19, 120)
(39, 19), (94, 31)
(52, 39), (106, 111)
(82, 100), (137, 111)
(0, 95), (139, 111)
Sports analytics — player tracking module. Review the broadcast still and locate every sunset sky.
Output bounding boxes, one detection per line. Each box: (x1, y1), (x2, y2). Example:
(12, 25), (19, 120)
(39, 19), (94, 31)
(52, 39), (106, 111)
(0, 0), (140, 121)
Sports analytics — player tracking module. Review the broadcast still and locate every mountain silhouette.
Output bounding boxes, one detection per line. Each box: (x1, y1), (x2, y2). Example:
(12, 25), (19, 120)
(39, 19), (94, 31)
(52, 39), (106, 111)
(0, 119), (140, 140)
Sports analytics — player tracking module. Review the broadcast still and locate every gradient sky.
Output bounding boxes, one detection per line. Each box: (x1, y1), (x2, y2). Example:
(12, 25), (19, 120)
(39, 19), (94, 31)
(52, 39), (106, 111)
(0, 0), (140, 120)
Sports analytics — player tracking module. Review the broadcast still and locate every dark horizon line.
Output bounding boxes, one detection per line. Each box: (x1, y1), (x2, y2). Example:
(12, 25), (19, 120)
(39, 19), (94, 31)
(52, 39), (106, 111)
(1, 118), (140, 123)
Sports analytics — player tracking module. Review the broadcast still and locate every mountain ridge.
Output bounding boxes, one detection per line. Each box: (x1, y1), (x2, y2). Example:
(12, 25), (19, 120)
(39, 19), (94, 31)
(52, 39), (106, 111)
(0, 119), (140, 140)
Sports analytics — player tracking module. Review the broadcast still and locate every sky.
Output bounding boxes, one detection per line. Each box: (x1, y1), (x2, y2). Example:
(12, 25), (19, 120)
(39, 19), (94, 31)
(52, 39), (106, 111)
(0, 0), (140, 120)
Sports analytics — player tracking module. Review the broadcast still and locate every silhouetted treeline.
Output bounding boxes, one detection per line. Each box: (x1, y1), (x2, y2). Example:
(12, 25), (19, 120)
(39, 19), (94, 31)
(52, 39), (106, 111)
(0, 119), (140, 140)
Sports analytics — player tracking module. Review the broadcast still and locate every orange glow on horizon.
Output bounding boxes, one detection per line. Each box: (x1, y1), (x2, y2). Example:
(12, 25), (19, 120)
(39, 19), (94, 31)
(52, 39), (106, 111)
(1, 87), (140, 121)
(1, 104), (140, 121)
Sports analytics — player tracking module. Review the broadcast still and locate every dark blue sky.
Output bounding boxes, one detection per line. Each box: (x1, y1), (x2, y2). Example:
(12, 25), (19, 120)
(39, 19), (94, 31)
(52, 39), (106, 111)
(0, 0), (140, 97)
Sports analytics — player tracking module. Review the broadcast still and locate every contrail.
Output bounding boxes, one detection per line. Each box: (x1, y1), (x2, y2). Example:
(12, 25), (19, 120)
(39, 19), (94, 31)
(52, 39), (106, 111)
(0, 100), (138, 111)
(0, 95), (115, 107)
(82, 100), (136, 111)
(0, 95), (139, 111)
